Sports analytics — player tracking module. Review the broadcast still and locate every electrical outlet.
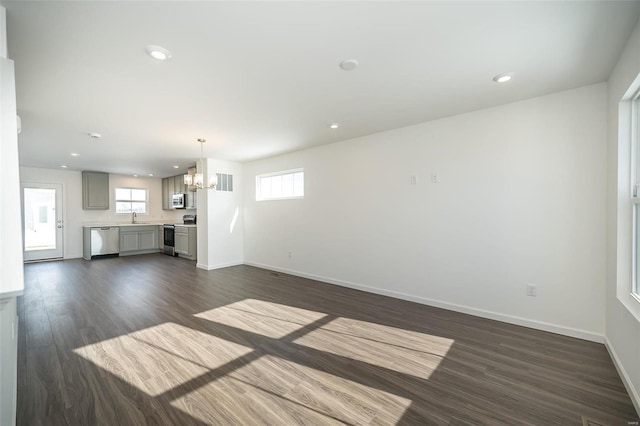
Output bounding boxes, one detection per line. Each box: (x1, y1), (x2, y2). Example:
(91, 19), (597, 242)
(526, 284), (537, 297)
(410, 175), (417, 185)
(288, 251), (292, 258)
(431, 174), (439, 183)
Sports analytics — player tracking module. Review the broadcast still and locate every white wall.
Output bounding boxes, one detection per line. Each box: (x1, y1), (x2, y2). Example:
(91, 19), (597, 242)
(606, 17), (640, 413)
(0, 7), (23, 425)
(19, 167), (191, 259)
(243, 83), (608, 341)
(196, 158), (243, 270)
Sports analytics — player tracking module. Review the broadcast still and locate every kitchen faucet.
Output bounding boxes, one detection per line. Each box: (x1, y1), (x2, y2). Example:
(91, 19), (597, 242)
(132, 212), (137, 224)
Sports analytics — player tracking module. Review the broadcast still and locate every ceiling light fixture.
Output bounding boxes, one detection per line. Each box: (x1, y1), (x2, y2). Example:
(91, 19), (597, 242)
(184, 138), (217, 190)
(60, 165), (68, 168)
(146, 45), (172, 61)
(133, 174), (139, 177)
(493, 72), (514, 83)
(340, 59), (359, 71)
(329, 123), (340, 129)
(172, 165), (180, 169)
(70, 153), (79, 156)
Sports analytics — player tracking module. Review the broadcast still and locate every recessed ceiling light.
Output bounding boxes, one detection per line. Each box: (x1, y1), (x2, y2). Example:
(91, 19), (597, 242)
(493, 72), (514, 83)
(70, 152), (79, 156)
(60, 165), (68, 168)
(146, 45), (172, 61)
(87, 132), (101, 139)
(340, 59), (359, 71)
(329, 123), (340, 129)
(172, 165), (180, 169)
(148, 173), (154, 177)
(133, 174), (139, 177)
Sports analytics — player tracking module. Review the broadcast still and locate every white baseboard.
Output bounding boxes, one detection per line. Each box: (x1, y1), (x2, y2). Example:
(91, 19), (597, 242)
(196, 261), (244, 271)
(604, 337), (640, 416)
(244, 261), (604, 343)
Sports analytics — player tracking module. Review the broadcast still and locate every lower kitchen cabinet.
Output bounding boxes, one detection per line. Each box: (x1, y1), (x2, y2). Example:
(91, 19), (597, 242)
(174, 225), (197, 260)
(119, 226), (159, 256)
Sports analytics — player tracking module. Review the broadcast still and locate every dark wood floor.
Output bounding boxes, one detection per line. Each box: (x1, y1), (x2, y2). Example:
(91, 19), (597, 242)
(18, 254), (638, 425)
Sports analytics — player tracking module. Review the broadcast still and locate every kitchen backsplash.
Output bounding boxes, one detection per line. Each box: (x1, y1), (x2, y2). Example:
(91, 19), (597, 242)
(82, 208), (196, 224)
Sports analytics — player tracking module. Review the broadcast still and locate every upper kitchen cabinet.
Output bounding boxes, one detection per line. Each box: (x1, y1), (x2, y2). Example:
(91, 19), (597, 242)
(162, 176), (175, 210)
(82, 171), (109, 210)
(174, 175), (186, 194)
(163, 171), (195, 210)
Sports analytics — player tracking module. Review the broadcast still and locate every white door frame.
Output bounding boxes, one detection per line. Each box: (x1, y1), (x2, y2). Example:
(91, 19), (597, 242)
(21, 182), (64, 261)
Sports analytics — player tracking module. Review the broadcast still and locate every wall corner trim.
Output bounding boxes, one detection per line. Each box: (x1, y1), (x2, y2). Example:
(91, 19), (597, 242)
(196, 261), (244, 271)
(604, 337), (640, 416)
(243, 261), (605, 343)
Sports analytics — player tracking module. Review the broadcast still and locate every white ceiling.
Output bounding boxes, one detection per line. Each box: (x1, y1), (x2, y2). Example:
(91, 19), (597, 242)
(4, 1), (640, 177)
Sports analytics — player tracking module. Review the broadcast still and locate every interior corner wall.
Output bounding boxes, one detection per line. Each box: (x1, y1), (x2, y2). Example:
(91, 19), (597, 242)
(197, 158), (243, 270)
(243, 83), (608, 341)
(606, 17), (640, 414)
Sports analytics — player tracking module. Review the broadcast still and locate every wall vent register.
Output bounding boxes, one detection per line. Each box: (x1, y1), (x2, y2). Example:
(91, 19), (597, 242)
(216, 173), (233, 192)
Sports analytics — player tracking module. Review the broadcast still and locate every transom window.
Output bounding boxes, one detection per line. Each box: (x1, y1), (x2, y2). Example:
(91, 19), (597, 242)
(256, 169), (304, 201)
(115, 188), (148, 214)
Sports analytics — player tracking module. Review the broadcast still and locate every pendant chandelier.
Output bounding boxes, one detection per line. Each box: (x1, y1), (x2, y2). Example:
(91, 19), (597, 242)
(184, 138), (217, 190)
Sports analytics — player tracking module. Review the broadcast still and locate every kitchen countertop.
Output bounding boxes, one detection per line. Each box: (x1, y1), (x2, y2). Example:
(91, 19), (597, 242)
(83, 222), (165, 228)
(83, 222), (196, 228)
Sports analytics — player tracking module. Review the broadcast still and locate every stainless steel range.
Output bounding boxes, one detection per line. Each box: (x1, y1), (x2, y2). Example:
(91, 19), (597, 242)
(163, 224), (176, 256)
(163, 215), (196, 256)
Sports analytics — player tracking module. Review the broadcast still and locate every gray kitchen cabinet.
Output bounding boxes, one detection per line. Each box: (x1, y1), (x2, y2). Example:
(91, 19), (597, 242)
(175, 232), (188, 255)
(174, 225), (197, 260)
(162, 176), (175, 210)
(167, 177), (175, 201)
(120, 233), (139, 252)
(119, 226), (159, 256)
(139, 230), (156, 250)
(158, 225), (164, 249)
(174, 175), (185, 194)
(162, 172), (196, 210)
(161, 178), (169, 210)
(82, 171), (109, 210)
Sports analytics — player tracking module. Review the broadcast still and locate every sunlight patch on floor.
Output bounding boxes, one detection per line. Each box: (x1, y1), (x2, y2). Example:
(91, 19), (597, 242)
(194, 298), (327, 338)
(73, 322), (253, 396)
(294, 317), (454, 380)
(171, 353), (412, 425)
(322, 317), (455, 357)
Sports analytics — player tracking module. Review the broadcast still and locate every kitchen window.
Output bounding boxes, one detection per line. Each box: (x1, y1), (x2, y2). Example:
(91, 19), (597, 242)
(256, 169), (304, 201)
(115, 187), (148, 214)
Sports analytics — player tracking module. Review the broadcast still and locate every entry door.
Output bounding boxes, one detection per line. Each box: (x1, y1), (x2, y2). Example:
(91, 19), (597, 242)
(22, 183), (63, 261)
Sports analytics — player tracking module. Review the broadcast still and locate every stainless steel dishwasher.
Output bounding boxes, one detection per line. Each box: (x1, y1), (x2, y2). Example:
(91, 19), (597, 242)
(90, 227), (120, 258)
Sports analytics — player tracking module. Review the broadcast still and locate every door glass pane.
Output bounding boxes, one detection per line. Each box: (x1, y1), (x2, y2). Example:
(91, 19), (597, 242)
(24, 188), (57, 251)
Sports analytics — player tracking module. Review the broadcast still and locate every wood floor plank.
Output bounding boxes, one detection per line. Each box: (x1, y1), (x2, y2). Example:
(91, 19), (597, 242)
(17, 255), (639, 425)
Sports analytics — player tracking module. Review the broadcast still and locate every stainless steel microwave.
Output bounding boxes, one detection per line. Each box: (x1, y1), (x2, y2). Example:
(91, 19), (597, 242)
(172, 193), (186, 209)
